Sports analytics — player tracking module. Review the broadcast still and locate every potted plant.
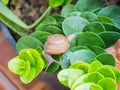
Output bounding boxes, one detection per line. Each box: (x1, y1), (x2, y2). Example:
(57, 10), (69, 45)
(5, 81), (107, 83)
(1, 0), (120, 90)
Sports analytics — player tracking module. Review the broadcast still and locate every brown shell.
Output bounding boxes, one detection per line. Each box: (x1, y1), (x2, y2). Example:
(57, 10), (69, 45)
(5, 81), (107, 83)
(44, 34), (70, 55)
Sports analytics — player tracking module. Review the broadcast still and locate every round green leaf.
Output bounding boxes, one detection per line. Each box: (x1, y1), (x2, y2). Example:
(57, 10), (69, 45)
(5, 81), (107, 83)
(95, 53), (115, 66)
(70, 49), (96, 64)
(27, 49), (45, 76)
(16, 36), (43, 53)
(8, 58), (26, 75)
(77, 32), (105, 48)
(88, 60), (103, 73)
(80, 12), (99, 22)
(61, 4), (75, 17)
(68, 69), (84, 88)
(98, 5), (120, 29)
(90, 46), (106, 55)
(98, 16), (115, 25)
(49, 0), (64, 7)
(2, 0), (9, 4)
(103, 23), (120, 33)
(99, 31), (120, 48)
(19, 49), (35, 66)
(70, 46), (89, 52)
(105, 65), (120, 83)
(74, 83), (103, 90)
(82, 22), (106, 34)
(57, 69), (82, 87)
(30, 31), (52, 44)
(71, 74), (88, 90)
(20, 68), (36, 84)
(96, 66), (116, 80)
(97, 78), (116, 90)
(70, 62), (89, 73)
(75, 0), (104, 12)
(84, 72), (104, 84)
(62, 16), (89, 36)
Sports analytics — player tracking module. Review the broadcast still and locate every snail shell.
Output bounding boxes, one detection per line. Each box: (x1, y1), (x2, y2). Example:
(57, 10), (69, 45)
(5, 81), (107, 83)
(44, 34), (70, 55)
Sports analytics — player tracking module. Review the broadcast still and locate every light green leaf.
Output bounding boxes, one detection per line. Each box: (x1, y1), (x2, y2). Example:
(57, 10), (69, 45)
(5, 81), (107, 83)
(95, 53), (115, 66)
(75, 0), (104, 12)
(77, 32), (105, 48)
(16, 36), (43, 53)
(62, 16), (89, 36)
(2, 0), (9, 4)
(8, 58), (26, 75)
(74, 83), (103, 90)
(70, 49), (96, 64)
(49, 0), (64, 7)
(88, 60), (103, 73)
(97, 78), (116, 90)
(99, 31), (120, 48)
(20, 68), (36, 84)
(70, 62), (89, 73)
(82, 22), (106, 34)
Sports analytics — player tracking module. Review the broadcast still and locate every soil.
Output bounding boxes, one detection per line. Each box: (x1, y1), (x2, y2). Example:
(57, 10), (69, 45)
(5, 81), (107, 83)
(7, 0), (120, 41)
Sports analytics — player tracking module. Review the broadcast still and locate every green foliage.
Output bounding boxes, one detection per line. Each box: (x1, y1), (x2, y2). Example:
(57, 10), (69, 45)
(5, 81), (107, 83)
(8, 49), (45, 84)
(2, 0), (9, 4)
(5, 0), (120, 85)
(57, 60), (120, 90)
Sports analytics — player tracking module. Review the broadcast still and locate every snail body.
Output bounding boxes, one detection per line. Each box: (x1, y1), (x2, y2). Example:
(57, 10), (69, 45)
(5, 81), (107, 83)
(44, 34), (70, 55)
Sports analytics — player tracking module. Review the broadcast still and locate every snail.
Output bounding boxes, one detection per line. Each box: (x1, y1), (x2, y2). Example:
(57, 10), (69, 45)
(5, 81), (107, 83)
(44, 34), (71, 55)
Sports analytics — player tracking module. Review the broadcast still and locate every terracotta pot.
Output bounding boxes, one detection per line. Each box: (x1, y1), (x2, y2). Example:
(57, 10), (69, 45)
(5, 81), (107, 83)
(0, 22), (69, 90)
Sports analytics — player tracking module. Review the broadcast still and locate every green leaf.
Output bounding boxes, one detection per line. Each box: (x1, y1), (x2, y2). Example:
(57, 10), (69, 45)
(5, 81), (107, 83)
(61, 50), (72, 69)
(16, 36), (43, 53)
(2, 0), (9, 4)
(75, 0), (104, 12)
(36, 16), (57, 28)
(77, 32), (105, 48)
(90, 46), (106, 55)
(99, 31), (120, 48)
(74, 83), (103, 90)
(88, 60), (103, 73)
(80, 12), (99, 22)
(96, 66), (116, 80)
(94, 53), (115, 66)
(61, 0), (72, 6)
(57, 69), (82, 87)
(36, 24), (63, 34)
(49, 0), (64, 7)
(62, 16), (89, 36)
(70, 62), (89, 73)
(66, 11), (81, 18)
(97, 78), (116, 90)
(19, 49), (35, 66)
(21, 61), (30, 77)
(30, 31), (52, 44)
(84, 72), (104, 84)
(27, 49), (45, 76)
(98, 5), (120, 29)
(82, 22), (106, 34)
(105, 65), (120, 83)
(61, 4), (75, 18)
(98, 16), (115, 25)
(102, 23), (120, 33)
(70, 49), (96, 64)
(70, 46), (89, 52)
(71, 74), (88, 90)
(8, 58), (26, 74)
(20, 68), (36, 84)
(68, 69), (84, 88)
